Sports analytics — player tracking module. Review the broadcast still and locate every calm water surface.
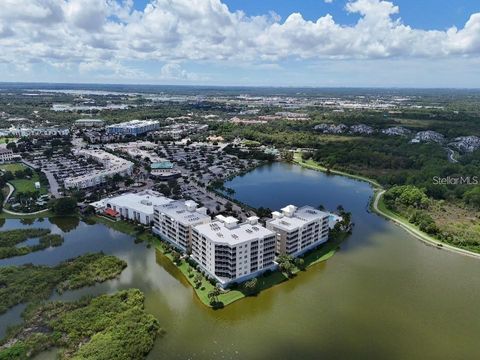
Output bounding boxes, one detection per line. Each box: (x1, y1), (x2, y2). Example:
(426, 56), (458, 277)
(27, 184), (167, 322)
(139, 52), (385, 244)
(1, 163), (479, 359)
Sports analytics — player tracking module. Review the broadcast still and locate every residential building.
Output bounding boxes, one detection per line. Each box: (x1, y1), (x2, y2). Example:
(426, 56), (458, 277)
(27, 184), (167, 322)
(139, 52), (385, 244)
(191, 215), (276, 287)
(106, 120), (159, 136)
(75, 119), (105, 128)
(0, 148), (17, 163)
(8, 127), (70, 137)
(153, 200), (210, 251)
(266, 205), (330, 257)
(91, 190), (172, 225)
(64, 149), (134, 189)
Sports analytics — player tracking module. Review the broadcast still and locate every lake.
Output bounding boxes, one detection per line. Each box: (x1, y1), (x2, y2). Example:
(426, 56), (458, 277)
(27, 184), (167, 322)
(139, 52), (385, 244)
(1, 162), (480, 359)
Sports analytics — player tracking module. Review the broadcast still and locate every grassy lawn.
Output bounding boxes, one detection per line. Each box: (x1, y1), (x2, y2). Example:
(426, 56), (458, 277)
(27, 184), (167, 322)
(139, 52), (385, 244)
(91, 215), (347, 308)
(0, 210), (54, 219)
(0, 163), (48, 195)
(0, 137), (17, 144)
(10, 176), (47, 195)
(0, 163), (25, 173)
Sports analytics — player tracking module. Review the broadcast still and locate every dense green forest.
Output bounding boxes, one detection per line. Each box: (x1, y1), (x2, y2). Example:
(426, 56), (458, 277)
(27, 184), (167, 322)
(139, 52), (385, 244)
(0, 229), (63, 259)
(0, 289), (160, 360)
(0, 253), (127, 314)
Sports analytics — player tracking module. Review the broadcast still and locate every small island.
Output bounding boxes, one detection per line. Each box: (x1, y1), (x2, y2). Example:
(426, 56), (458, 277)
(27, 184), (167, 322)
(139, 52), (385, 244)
(0, 252), (127, 314)
(0, 289), (161, 360)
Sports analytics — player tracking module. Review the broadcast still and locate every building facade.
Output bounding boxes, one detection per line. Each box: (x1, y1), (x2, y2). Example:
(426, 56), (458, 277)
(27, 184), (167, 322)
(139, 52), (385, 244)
(75, 119), (105, 128)
(9, 127), (70, 137)
(191, 215), (276, 287)
(106, 120), (160, 136)
(153, 200), (211, 251)
(0, 148), (17, 163)
(266, 205), (330, 257)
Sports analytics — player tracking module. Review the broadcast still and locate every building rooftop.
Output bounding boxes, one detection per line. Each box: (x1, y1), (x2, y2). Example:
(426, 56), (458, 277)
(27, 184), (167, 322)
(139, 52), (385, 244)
(92, 191), (172, 214)
(106, 119), (159, 129)
(268, 205), (329, 231)
(75, 118), (104, 123)
(151, 161), (174, 169)
(155, 200), (210, 225)
(194, 217), (274, 246)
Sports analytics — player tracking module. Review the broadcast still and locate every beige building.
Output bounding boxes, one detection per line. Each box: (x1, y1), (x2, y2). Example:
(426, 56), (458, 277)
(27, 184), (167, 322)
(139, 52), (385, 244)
(266, 205), (330, 257)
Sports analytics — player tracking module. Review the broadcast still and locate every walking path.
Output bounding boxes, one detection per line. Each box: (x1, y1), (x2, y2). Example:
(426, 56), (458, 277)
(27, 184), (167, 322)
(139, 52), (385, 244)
(2, 177), (50, 217)
(372, 190), (480, 259)
(293, 152), (480, 260)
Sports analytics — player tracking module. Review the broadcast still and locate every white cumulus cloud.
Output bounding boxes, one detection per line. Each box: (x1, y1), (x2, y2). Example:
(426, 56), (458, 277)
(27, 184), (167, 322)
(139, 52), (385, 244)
(0, 0), (478, 78)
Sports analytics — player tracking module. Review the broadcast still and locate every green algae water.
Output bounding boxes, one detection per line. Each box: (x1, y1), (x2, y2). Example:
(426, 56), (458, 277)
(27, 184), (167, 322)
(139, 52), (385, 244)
(1, 163), (479, 359)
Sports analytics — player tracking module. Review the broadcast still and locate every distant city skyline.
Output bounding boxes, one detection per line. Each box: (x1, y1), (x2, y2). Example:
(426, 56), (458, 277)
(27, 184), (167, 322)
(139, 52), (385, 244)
(0, 0), (479, 88)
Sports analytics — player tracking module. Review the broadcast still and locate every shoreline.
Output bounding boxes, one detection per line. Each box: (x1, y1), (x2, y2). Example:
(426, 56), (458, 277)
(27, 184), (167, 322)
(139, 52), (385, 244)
(292, 152), (480, 260)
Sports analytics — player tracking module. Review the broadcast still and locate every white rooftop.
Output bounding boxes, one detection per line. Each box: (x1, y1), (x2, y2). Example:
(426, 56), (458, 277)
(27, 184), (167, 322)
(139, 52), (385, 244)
(155, 200), (210, 225)
(268, 205), (329, 231)
(194, 218), (274, 246)
(106, 119), (159, 129)
(92, 191), (172, 214)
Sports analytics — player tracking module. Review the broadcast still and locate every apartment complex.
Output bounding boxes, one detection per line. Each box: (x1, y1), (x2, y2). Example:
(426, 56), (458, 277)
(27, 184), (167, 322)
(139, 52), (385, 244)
(153, 200), (210, 251)
(64, 149), (134, 189)
(106, 120), (159, 136)
(75, 119), (105, 128)
(8, 127), (70, 137)
(0, 148), (17, 163)
(267, 205), (330, 257)
(91, 190), (172, 225)
(191, 216), (276, 287)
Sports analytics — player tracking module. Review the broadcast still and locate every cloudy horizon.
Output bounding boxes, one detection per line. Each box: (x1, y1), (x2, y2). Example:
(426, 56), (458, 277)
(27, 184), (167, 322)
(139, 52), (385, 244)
(0, 0), (479, 87)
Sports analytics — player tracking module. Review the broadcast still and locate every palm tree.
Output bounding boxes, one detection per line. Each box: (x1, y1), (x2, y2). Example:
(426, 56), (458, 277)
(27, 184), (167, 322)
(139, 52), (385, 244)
(208, 287), (221, 304)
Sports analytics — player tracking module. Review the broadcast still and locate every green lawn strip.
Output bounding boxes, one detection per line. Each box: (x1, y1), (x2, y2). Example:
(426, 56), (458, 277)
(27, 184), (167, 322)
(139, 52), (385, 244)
(0, 289), (160, 360)
(0, 210), (54, 219)
(0, 137), (17, 145)
(0, 253), (127, 314)
(152, 238), (245, 307)
(0, 163), (25, 173)
(375, 192), (480, 255)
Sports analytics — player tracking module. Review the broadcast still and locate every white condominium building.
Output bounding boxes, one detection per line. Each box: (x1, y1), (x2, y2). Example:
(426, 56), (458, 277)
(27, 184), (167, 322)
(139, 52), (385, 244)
(91, 190), (172, 225)
(0, 148), (17, 163)
(64, 149), (134, 189)
(266, 205), (330, 257)
(9, 127), (70, 137)
(153, 200), (211, 251)
(75, 119), (105, 128)
(191, 216), (276, 287)
(106, 120), (160, 136)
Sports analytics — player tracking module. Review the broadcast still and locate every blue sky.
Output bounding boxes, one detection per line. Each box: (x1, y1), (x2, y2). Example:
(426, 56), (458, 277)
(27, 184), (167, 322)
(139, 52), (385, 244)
(1, 0), (480, 87)
(132, 0), (480, 30)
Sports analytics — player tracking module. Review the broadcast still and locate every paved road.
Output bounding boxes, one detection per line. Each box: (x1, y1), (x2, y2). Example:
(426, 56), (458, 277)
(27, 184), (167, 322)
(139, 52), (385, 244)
(44, 170), (61, 198)
(446, 147), (459, 163)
